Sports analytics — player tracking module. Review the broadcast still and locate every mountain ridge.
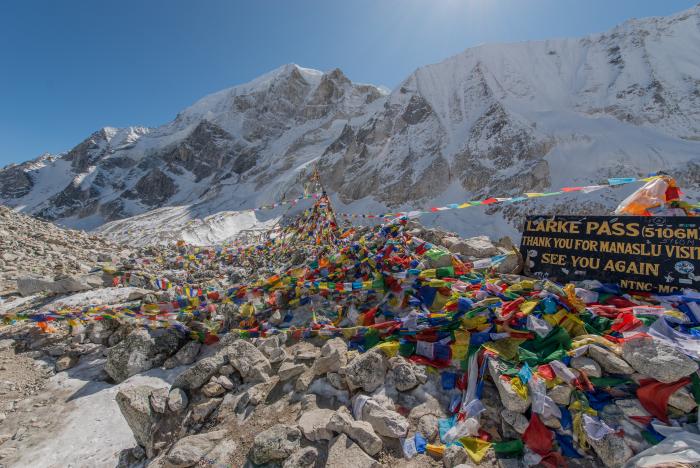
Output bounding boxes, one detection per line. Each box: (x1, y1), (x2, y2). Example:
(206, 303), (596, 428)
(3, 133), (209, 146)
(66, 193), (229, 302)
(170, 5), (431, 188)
(2, 5), (699, 244)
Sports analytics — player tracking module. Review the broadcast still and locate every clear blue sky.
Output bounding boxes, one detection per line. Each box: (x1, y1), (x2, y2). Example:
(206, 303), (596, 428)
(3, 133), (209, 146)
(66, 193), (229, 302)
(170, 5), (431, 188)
(1, 0), (696, 166)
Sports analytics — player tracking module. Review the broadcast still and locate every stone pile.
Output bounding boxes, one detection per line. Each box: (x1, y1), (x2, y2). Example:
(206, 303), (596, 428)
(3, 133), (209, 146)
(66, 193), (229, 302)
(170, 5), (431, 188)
(0, 205), (131, 296)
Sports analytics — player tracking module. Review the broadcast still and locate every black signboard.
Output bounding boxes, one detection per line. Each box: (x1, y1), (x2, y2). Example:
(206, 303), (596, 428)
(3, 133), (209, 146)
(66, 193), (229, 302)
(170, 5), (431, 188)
(520, 215), (700, 294)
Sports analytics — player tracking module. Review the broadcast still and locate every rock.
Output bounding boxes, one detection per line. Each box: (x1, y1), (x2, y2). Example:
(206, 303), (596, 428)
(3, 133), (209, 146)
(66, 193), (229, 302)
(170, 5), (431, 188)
(171, 341), (201, 366)
(328, 407), (383, 456)
(17, 274), (101, 296)
(570, 356), (602, 378)
(669, 386), (698, 413)
(443, 443), (469, 468)
(86, 319), (119, 345)
(168, 388), (188, 412)
(55, 354), (79, 372)
(250, 424), (301, 465)
(298, 408), (335, 441)
(327, 433), (381, 468)
(221, 339), (272, 383)
(547, 384), (572, 406)
(166, 430), (227, 467)
(191, 397), (222, 423)
(295, 368), (316, 392)
(216, 375), (235, 390)
(621, 337), (699, 383)
(204, 439), (238, 467)
(488, 359), (531, 413)
(587, 432), (633, 467)
(443, 235), (499, 258)
(418, 414), (440, 442)
(106, 328), (184, 383)
(313, 337), (348, 376)
(219, 364), (235, 376)
(149, 387), (169, 413)
(278, 362), (307, 381)
(361, 398), (409, 438)
(501, 409), (529, 434)
(327, 371), (347, 390)
(390, 357), (421, 391)
(201, 382), (225, 398)
(587, 345), (634, 375)
(615, 399), (651, 419)
(283, 447), (318, 468)
(172, 354), (225, 390)
(345, 350), (386, 392)
(115, 385), (158, 451)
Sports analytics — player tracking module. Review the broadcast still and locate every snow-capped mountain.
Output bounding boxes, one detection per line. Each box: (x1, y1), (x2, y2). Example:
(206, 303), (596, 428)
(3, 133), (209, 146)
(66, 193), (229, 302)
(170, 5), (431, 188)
(2, 6), (699, 244)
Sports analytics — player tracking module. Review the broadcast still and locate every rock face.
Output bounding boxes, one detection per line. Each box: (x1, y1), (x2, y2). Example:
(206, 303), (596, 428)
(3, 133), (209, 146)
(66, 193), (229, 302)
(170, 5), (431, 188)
(105, 329), (185, 383)
(250, 424), (301, 465)
(621, 337), (699, 383)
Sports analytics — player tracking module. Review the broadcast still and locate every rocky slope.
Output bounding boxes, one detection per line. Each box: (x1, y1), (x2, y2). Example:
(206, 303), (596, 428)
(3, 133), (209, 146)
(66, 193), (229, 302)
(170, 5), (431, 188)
(2, 6), (700, 244)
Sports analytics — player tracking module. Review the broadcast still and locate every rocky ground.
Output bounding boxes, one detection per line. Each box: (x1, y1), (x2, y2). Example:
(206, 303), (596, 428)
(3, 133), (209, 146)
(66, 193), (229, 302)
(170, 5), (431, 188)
(2, 206), (700, 468)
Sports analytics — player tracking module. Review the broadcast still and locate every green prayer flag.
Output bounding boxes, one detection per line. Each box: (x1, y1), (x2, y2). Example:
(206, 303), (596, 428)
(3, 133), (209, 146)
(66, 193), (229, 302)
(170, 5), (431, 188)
(493, 439), (524, 458)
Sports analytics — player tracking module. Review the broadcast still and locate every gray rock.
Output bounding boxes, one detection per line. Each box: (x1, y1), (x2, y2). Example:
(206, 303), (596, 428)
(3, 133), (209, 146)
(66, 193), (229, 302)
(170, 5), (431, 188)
(587, 432), (633, 467)
(570, 356), (602, 378)
(283, 446), (318, 468)
(216, 375), (235, 390)
(443, 443), (469, 468)
(168, 388), (188, 412)
(547, 384), (572, 406)
(55, 354), (79, 372)
(17, 274), (101, 296)
(313, 337), (348, 376)
(221, 339), (271, 383)
(327, 433), (381, 468)
(86, 319), (119, 345)
(345, 350), (386, 392)
(172, 354), (226, 390)
(328, 407), (383, 456)
(166, 430), (227, 467)
(669, 386), (698, 413)
(361, 398), (409, 438)
(278, 362), (307, 381)
(250, 424), (301, 465)
(149, 387), (169, 414)
(191, 397), (222, 423)
(105, 328), (184, 383)
(621, 337), (699, 383)
(172, 341), (201, 366)
(418, 414), (440, 442)
(443, 235), (500, 258)
(488, 359), (531, 413)
(501, 409), (529, 434)
(298, 408), (335, 441)
(587, 345), (634, 375)
(327, 371), (347, 390)
(390, 357), (420, 391)
(204, 439), (238, 467)
(115, 385), (158, 450)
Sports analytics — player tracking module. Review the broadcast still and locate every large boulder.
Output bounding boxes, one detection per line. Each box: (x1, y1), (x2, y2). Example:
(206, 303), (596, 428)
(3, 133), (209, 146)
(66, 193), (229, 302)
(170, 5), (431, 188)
(115, 385), (159, 452)
(389, 356), (426, 391)
(164, 341), (201, 368)
(621, 337), (699, 383)
(250, 424), (301, 465)
(587, 432), (634, 467)
(172, 354), (226, 390)
(105, 329), (185, 383)
(17, 274), (104, 296)
(313, 337), (348, 376)
(587, 345), (634, 375)
(443, 235), (499, 258)
(221, 339), (271, 383)
(298, 408), (335, 441)
(327, 433), (381, 468)
(360, 399), (409, 438)
(328, 407), (383, 456)
(345, 350), (386, 392)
